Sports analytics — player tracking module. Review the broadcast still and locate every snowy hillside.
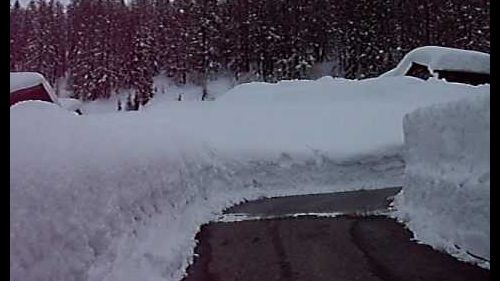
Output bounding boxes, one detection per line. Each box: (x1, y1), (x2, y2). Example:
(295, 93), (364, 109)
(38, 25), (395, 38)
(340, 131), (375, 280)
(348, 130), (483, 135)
(394, 93), (490, 268)
(10, 76), (489, 281)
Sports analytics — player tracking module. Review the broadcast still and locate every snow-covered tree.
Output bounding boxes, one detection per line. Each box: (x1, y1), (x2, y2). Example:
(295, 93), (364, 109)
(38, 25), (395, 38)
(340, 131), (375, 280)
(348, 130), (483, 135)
(10, 0), (491, 96)
(126, 0), (156, 106)
(10, 0), (25, 71)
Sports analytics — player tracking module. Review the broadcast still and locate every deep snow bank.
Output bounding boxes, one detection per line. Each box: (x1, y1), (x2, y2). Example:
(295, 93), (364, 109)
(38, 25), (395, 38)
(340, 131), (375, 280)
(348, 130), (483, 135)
(394, 93), (490, 267)
(10, 77), (488, 281)
(10, 101), (403, 281)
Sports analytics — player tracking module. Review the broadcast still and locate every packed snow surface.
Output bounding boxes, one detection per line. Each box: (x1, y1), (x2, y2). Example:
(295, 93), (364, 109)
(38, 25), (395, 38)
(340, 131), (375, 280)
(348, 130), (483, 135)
(394, 93), (490, 268)
(381, 46), (490, 77)
(10, 76), (489, 281)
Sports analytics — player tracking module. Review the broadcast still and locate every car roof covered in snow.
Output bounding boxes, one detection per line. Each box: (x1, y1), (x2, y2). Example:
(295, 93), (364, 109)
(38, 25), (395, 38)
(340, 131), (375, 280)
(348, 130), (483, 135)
(10, 72), (59, 104)
(381, 46), (490, 77)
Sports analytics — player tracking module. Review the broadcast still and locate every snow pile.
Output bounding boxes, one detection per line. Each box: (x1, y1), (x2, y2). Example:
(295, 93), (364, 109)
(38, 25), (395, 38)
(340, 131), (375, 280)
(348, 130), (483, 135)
(394, 93), (490, 267)
(381, 46), (490, 77)
(10, 77), (489, 281)
(58, 98), (83, 112)
(11, 101), (210, 281)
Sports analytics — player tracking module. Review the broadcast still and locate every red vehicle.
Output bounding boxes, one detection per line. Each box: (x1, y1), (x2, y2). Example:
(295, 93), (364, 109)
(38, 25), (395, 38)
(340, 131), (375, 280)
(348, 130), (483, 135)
(10, 72), (82, 114)
(10, 72), (59, 106)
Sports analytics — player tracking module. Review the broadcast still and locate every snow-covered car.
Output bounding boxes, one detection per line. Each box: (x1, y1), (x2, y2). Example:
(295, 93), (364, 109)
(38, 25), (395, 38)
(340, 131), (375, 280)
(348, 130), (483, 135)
(381, 46), (490, 86)
(10, 72), (82, 114)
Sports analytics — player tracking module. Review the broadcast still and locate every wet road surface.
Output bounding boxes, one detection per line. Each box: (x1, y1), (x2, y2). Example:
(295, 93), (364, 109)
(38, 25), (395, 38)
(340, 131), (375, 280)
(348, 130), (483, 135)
(182, 188), (489, 281)
(223, 186), (402, 218)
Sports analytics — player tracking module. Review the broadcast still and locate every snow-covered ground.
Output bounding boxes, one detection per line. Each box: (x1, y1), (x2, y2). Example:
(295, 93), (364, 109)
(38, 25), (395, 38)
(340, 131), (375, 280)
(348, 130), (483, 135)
(393, 93), (490, 268)
(78, 75), (234, 114)
(10, 75), (489, 281)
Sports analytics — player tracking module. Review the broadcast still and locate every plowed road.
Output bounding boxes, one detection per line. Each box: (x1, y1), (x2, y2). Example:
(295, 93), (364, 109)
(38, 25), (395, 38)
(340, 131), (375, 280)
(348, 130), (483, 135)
(182, 187), (489, 281)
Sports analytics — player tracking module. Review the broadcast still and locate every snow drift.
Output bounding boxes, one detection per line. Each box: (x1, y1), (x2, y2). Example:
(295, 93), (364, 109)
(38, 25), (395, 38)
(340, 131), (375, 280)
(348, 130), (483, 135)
(10, 76), (489, 281)
(394, 93), (490, 267)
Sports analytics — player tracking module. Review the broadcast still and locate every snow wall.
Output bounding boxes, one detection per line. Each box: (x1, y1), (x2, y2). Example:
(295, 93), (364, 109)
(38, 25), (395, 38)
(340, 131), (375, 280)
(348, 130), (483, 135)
(10, 101), (405, 281)
(394, 93), (490, 267)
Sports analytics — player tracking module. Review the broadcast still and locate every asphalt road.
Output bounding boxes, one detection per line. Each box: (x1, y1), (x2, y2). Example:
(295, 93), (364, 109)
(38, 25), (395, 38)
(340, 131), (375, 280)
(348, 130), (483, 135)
(223, 186), (402, 218)
(182, 188), (489, 281)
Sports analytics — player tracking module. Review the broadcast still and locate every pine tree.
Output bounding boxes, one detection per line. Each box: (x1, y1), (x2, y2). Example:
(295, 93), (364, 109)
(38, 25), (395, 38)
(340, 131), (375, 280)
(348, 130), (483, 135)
(127, 0), (155, 105)
(9, 0), (491, 95)
(52, 0), (68, 87)
(10, 0), (25, 71)
(186, 0), (222, 99)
